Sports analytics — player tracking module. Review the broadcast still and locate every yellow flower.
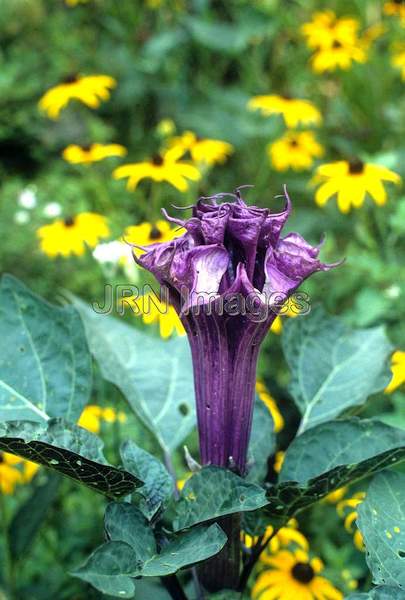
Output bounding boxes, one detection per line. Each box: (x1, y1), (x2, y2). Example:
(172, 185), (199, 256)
(385, 351), (405, 393)
(0, 452), (38, 494)
(341, 569), (358, 591)
(268, 131), (324, 172)
(113, 146), (201, 192)
(392, 48), (405, 80)
(62, 143), (127, 165)
(270, 304), (299, 335)
(39, 74), (116, 119)
(177, 472), (192, 491)
(337, 492), (366, 552)
(311, 40), (367, 73)
(384, 1), (405, 20)
(168, 131), (233, 166)
(324, 486), (348, 504)
(273, 451), (285, 474)
(256, 381), (284, 433)
(314, 159), (401, 213)
(65, 0), (89, 5)
(124, 219), (185, 252)
(124, 292), (185, 339)
(248, 95), (322, 128)
(156, 118), (176, 137)
(252, 549), (343, 600)
(78, 405), (126, 434)
(301, 11), (360, 50)
(37, 212), (110, 258)
(243, 519), (308, 555)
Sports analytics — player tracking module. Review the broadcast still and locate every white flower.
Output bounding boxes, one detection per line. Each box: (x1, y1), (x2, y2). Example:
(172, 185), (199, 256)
(43, 202), (62, 218)
(92, 241), (132, 265)
(18, 188), (37, 209)
(14, 210), (30, 225)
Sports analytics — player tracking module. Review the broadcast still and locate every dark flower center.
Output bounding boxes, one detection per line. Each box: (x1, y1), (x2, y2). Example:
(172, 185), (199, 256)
(332, 40), (343, 49)
(292, 562), (315, 583)
(149, 225), (163, 240)
(282, 94), (292, 100)
(64, 216), (75, 227)
(0, 452), (3, 463)
(289, 139), (299, 148)
(348, 158), (365, 174)
(152, 154), (164, 166)
(62, 74), (79, 84)
(82, 144), (92, 151)
(393, 0), (403, 5)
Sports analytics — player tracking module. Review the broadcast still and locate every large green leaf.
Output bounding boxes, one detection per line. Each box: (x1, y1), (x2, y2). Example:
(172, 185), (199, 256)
(0, 420), (141, 497)
(0, 275), (92, 423)
(173, 466), (268, 531)
(358, 472), (405, 590)
(72, 297), (195, 454)
(246, 398), (275, 484)
(265, 419), (405, 519)
(120, 440), (173, 519)
(141, 524), (227, 577)
(72, 541), (139, 598)
(282, 307), (392, 433)
(347, 587), (405, 599)
(105, 503), (156, 560)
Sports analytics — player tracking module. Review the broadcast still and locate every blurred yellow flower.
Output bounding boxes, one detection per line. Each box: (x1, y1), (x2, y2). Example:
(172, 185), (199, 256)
(301, 11), (360, 50)
(168, 131), (233, 165)
(392, 48), (405, 80)
(113, 147), (201, 192)
(324, 486), (348, 504)
(37, 212), (110, 257)
(268, 131), (324, 172)
(62, 143), (127, 165)
(124, 219), (185, 252)
(177, 472), (192, 491)
(256, 380), (284, 432)
(124, 292), (185, 339)
(248, 95), (322, 128)
(156, 118), (176, 137)
(270, 304), (299, 335)
(384, 1), (405, 20)
(314, 159), (401, 213)
(39, 74), (116, 119)
(252, 549), (343, 600)
(385, 350), (405, 393)
(273, 451), (285, 474)
(78, 405), (127, 434)
(0, 452), (39, 494)
(337, 492), (366, 552)
(243, 519), (308, 554)
(65, 0), (89, 5)
(311, 41), (367, 73)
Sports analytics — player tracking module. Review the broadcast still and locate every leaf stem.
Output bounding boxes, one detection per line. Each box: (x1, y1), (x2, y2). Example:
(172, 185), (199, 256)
(161, 574), (189, 600)
(237, 526), (280, 592)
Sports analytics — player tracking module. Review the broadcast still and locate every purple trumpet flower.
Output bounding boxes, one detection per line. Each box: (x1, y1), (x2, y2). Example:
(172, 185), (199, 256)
(134, 186), (337, 476)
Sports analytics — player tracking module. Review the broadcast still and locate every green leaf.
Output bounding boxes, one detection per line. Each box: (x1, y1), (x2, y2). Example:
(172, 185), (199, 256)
(141, 524), (227, 576)
(266, 419), (405, 519)
(246, 398), (275, 483)
(358, 471), (405, 590)
(105, 503), (157, 560)
(72, 297), (196, 454)
(173, 466), (269, 531)
(0, 275), (92, 423)
(72, 541), (139, 598)
(282, 307), (392, 433)
(0, 420), (141, 497)
(346, 586), (405, 599)
(120, 440), (173, 519)
(9, 473), (61, 559)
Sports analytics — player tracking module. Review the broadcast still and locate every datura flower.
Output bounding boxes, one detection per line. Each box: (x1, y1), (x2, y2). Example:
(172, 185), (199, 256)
(314, 159), (401, 213)
(38, 74), (116, 119)
(113, 147), (201, 192)
(168, 131), (234, 166)
(133, 187), (337, 474)
(252, 549), (343, 600)
(248, 95), (322, 129)
(37, 212), (110, 257)
(62, 143), (127, 165)
(268, 131), (324, 172)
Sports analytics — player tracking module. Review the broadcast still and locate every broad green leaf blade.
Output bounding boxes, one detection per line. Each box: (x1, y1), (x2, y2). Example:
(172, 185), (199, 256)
(120, 440), (173, 519)
(246, 398), (275, 483)
(9, 473), (61, 559)
(72, 541), (139, 598)
(142, 524), (227, 577)
(347, 589), (405, 600)
(72, 297), (195, 453)
(266, 419), (405, 519)
(0, 275), (91, 423)
(173, 466), (269, 531)
(358, 472), (405, 590)
(0, 420), (141, 497)
(105, 503), (157, 560)
(282, 307), (392, 433)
